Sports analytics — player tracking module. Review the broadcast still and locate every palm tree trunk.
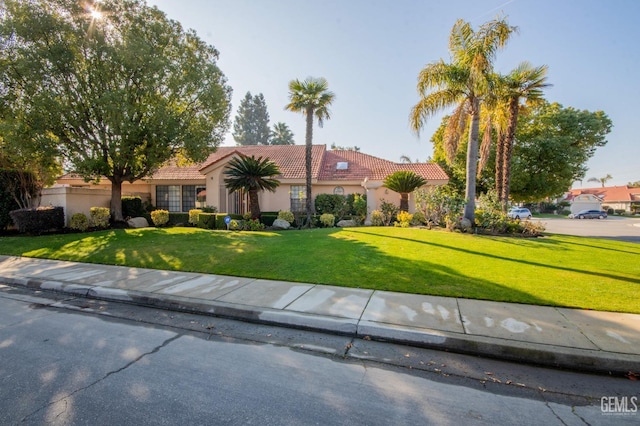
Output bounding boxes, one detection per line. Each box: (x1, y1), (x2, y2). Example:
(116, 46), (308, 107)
(400, 194), (409, 212)
(249, 189), (260, 218)
(305, 107), (314, 227)
(495, 131), (505, 210)
(501, 97), (520, 206)
(464, 98), (480, 224)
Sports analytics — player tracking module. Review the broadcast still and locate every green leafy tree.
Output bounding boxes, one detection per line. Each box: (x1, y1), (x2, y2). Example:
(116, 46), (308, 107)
(383, 171), (427, 212)
(510, 102), (612, 201)
(233, 92), (271, 146)
(410, 17), (516, 224)
(588, 174), (613, 187)
(0, 0), (232, 221)
(269, 122), (295, 145)
(629, 181), (640, 188)
(285, 77), (335, 226)
(223, 155), (281, 218)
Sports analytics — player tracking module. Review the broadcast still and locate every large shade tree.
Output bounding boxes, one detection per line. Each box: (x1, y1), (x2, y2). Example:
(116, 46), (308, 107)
(410, 18), (516, 224)
(285, 77), (335, 226)
(223, 155), (280, 218)
(383, 171), (427, 212)
(0, 0), (232, 221)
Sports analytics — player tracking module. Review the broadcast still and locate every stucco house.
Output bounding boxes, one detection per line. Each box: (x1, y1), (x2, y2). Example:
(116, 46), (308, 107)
(564, 186), (640, 214)
(51, 145), (448, 223)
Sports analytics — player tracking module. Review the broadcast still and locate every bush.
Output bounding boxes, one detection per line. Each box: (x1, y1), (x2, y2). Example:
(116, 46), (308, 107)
(370, 210), (385, 226)
(614, 209), (626, 216)
(243, 218), (265, 231)
(150, 209), (169, 226)
(315, 194), (350, 219)
(411, 211), (427, 226)
(69, 213), (89, 232)
(260, 213), (278, 227)
(606, 208), (614, 215)
(202, 205), (218, 213)
(10, 206), (65, 234)
(189, 209), (202, 225)
(167, 212), (189, 226)
(89, 207), (110, 228)
(121, 196), (144, 218)
(319, 213), (335, 227)
(415, 187), (465, 228)
(198, 212), (217, 229)
(277, 210), (295, 223)
(378, 199), (399, 226)
(0, 169), (39, 230)
(394, 211), (413, 228)
(351, 193), (367, 224)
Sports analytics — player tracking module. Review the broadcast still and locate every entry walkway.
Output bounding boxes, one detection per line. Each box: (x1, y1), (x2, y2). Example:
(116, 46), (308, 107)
(1, 255), (638, 374)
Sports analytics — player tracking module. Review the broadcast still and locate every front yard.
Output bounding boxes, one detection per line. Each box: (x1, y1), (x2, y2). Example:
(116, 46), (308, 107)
(0, 227), (638, 313)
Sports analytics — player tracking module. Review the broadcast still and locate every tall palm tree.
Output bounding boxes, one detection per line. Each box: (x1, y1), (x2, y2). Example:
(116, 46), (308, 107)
(224, 155), (281, 219)
(383, 171), (427, 212)
(285, 77), (335, 226)
(588, 174), (613, 187)
(497, 62), (550, 209)
(410, 18), (515, 224)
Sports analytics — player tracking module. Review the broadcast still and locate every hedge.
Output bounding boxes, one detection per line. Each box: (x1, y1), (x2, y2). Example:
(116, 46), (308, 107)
(10, 206), (64, 234)
(0, 169), (38, 230)
(121, 196), (145, 218)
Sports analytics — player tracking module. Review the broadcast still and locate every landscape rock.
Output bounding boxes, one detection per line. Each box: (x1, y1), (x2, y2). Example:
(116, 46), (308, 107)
(336, 220), (356, 227)
(127, 217), (149, 228)
(271, 219), (291, 230)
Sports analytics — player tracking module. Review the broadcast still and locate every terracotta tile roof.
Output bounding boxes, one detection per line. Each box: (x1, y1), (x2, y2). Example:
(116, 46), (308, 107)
(148, 164), (204, 180)
(568, 186), (640, 202)
(199, 145), (326, 179)
(319, 150), (448, 181)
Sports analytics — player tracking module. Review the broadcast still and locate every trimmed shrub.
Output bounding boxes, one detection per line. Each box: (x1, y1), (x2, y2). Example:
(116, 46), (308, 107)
(319, 213), (335, 227)
(198, 212), (217, 229)
(121, 196), (144, 218)
(614, 209), (626, 216)
(89, 207), (110, 229)
(69, 213), (89, 232)
(168, 212), (189, 226)
(370, 210), (385, 226)
(10, 206), (64, 234)
(394, 211), (413, 228)
(150, 209), (169, 226)
(189, 209), (202, 225)
(202, 205), (218, 213)
(277, 210), (295, 224)
(260, 213), (278, 227)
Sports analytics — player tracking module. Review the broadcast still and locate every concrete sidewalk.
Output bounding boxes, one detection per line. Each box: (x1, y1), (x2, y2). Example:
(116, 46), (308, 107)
(1, 255), (639, 375)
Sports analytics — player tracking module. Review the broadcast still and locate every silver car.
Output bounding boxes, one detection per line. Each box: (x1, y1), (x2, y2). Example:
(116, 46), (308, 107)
(507, 208), (532, 220)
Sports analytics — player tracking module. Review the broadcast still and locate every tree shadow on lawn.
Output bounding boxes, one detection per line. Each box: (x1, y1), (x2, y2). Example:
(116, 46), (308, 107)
(346, 228), (640, 287)
(539, 233), (640, 256)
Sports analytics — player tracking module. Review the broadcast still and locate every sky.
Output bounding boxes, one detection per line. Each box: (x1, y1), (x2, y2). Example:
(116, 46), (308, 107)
(147, 0), (639, 188)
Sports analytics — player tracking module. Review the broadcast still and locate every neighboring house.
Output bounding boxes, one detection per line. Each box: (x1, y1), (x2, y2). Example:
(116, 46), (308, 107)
(564, 186), (640, 214)
(52, 145), (449, 222)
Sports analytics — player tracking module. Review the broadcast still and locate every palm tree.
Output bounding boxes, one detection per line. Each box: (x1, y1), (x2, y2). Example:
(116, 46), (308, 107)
(383, 171), (427, 212)
(497, 62), (550, 209)
(223, 155), (281, 218)
(410, 18), (515, 224)
(285, 77), (335, 226)
(269, 122), (295, 145)
(588, 174), (613, 187)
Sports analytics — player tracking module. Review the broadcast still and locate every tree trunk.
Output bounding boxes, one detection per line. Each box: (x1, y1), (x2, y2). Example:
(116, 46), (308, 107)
(304, 107), (314, 228)
(248, 189), (260, 219)
(495, 131), (505, 210)
(110, 177), (123, 222)
(501, 97), (520, 207)
(463, 98), (480, 224)
(400, 194), (409, 212)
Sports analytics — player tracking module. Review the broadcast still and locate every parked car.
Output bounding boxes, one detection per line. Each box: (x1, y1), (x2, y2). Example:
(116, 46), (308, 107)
(571, 209), (608, 219)
(507, 208), (532, 220)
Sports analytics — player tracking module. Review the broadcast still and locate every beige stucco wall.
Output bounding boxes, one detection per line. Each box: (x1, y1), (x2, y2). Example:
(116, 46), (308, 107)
(570, 194), (602, 214)
(40, 187), (111, 226)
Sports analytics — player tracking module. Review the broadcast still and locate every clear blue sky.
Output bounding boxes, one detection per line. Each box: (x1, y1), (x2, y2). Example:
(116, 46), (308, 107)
(147, 0), (639, 188)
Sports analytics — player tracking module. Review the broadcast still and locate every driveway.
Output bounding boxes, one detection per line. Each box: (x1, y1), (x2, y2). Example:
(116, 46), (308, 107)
(534, 216), (640, 243)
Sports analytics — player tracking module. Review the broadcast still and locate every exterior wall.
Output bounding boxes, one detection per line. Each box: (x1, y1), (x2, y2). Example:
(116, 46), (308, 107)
(40, 187), (111, 226)
(570, 194), (602, 214)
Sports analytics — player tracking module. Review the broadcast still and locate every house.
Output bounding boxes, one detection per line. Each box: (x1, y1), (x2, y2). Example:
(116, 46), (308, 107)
(564, 186), (640, 214)
(51, 145), (449, 223)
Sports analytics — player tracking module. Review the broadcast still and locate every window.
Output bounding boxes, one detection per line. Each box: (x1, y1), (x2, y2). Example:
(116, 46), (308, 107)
(290, 185), (306, 212)
(333, 186), (344, 195)
(181, 185), (196, 212)
(156, 185), (180, 212)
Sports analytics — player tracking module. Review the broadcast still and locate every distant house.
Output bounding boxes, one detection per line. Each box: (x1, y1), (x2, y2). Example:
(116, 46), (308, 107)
(564, 186), (640, 213)
(52, 145), (449, 223)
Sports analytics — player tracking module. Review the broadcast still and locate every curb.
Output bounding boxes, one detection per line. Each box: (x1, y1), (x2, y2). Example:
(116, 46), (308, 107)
(3, 276), (640, 375)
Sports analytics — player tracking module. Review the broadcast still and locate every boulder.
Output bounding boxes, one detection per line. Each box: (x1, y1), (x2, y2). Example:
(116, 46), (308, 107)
(271, 219), (291, 230)
(127, 217), (149, 228)
(336, 219), (356, 227)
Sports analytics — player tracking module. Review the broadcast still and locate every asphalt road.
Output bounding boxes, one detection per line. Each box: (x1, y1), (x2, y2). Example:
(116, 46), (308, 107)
(537, 216), (640, 243)
(1, 285), (638, 425)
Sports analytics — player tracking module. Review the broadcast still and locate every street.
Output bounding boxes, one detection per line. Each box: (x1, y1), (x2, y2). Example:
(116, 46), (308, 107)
(537, 216), (640, 243)
(0, 285), (637, 425)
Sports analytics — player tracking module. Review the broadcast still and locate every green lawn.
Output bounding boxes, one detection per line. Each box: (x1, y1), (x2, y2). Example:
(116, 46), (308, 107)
(0, 227), (638, 313)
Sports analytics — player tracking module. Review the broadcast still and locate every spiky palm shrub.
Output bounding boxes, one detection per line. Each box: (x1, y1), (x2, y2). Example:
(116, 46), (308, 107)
(224, 155), (280, 218)
(383, 171), (427, 212)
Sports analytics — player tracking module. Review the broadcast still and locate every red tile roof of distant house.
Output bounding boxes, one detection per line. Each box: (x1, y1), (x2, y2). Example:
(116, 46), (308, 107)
(567, 186), (640, 202)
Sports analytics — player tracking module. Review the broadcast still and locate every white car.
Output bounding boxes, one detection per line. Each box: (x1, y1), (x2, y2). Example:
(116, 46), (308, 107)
(507, 208), (532, 220)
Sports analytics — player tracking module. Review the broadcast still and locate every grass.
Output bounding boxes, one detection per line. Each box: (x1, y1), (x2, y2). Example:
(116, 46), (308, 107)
(0, 227), (638, 313)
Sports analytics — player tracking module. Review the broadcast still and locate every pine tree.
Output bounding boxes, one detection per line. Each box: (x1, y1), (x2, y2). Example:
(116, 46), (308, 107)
(232, 92), (271, 145)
